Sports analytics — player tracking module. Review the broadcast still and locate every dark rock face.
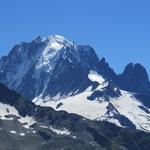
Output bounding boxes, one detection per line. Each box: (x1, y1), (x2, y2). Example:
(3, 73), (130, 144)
(135, 93), (150, 108)
(87, 85), (121, 101)
(138, 105), (150, 114)
(43, 46), (98, 97)
(0, 39), (45, 100)
(97, 57), (118, 82)
(97, 60), (150, 95)
(117, 63), (150, 93)
(105, 103), (136, 129)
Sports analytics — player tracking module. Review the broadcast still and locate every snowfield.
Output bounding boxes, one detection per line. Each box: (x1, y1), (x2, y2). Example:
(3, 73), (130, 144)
(34, 71), (150, 132)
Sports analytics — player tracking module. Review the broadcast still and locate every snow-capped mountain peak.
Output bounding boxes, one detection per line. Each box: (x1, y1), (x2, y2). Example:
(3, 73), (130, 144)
(0, 35), (99, 99)
(41, 34), (73, 49)
(1, 35), (150, 133)
(35, 35), (69, 73)
(44, 34), (70, 43)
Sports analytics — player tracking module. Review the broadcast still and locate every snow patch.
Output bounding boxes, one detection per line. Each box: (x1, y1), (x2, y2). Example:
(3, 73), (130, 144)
(9, 130), (17, 134)
(0, 103), (36, 129)
(88, 70), (105, 84)
(0, 103), (18, 120)
(18, 115), (36, 129)
(50, 126), (70, 135)
(32, 131), (36, 134)
(40, 125), (70, 135)
(20, 133), (25, 136)
(40, 125), (49, 129)
(72, 136), (77, 139)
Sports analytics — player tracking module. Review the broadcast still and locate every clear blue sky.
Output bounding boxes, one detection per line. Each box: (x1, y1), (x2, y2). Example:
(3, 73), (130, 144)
(0, 0), (150, 76)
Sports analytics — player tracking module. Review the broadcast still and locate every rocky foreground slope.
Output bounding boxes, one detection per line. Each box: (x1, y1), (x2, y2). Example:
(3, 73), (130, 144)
(0, 83), (150, 150)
